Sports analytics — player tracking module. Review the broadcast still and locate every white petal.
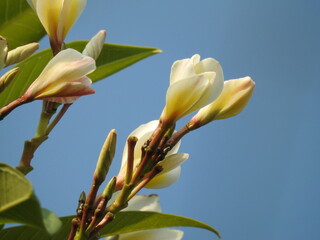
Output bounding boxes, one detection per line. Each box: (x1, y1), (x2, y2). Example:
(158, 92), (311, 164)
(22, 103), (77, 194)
(157, 153), (188, 173)
(121, 120), (159, 168)
(195, 57), (222, 75)
(115, 228), (184, 240)
(36, 0), (62, 39)
(164, 74), (209, 122)
(145, 167), (181, 189)
(36, 48), (95, 88)
(170, 57), (196, 84)
(125, 195), (161, 212)
(82, 30), (106, 60)
(184, 71), (223, 116)
(57, 0), (87, 42)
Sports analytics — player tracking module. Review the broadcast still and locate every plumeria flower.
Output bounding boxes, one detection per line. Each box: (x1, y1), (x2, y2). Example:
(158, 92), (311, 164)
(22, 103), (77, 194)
(117, 120), (188, 189)
(27, 0), (86, 48)
(105, 194), (184, 240)
(23, 48), (96, 104)
(0, 48), (95, 119)
(188, 77), (255, 130)
(160, 54), (224, 124)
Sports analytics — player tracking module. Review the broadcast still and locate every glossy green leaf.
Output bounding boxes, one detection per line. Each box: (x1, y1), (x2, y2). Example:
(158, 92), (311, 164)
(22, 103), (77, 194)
(0, 0), (46, 50)
(0, 211), (220, 239)
(0, 163), (61, 234)
(0, 41), (161, 108)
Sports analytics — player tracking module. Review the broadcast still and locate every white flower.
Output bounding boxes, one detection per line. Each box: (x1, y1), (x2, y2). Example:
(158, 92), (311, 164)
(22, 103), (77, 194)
(118, 120), (188, 189)
(23, 48), (95, 104)
(160, 54), (224, 124)
(105, 195), (183, 240)
(27, 0), (86, 45)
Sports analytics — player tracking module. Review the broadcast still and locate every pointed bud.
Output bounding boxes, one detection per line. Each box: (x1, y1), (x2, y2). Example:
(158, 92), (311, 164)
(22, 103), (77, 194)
(188, 77), (255, 130)
(94, 130), (117, 184)
(102, 177), (116, 200)
(0, 36), (8, 69)
(160, 54), (224, 124)
(5, 43), (39, 67)
(0, 67), (19, 93)
(82, 30), (106, 60)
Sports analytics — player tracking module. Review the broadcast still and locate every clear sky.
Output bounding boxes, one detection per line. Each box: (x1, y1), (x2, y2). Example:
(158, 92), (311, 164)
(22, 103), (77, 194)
(1, 0), (320, 239)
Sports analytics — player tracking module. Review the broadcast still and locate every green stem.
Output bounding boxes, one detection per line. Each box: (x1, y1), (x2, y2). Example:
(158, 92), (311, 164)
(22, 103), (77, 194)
(17, 101), (56, 174)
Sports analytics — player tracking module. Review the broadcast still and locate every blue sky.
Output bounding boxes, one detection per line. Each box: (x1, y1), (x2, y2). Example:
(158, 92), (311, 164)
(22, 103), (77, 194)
(1, 0), (320, 239)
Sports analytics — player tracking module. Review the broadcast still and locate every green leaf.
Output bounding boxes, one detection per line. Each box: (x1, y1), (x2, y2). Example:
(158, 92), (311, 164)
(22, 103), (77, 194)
(0, 163), (61, 234)
(0, 212), (220, 240)
(0, 0), (46, 50)
(100, 211), (220, 238)
(0, 41), (161, 108)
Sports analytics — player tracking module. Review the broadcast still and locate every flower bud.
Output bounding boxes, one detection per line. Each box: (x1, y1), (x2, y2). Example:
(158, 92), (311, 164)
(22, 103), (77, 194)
(5, 43), (39, 67)
(189, 77), (255, 129)
(0, 36), (8, 69)
(27, 0), (86, 47)
(101, 177), (116, 200)
(82, 30), (106, 60)
(23, 48), (96, 104)
(160, 54), (224, 124)
(94, 130), (117, 184)
(0, 67), (19, 94)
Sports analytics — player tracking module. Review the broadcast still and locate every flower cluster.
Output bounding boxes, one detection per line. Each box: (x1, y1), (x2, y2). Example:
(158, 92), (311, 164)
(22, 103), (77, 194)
(117, 54), (255, 190)
(0, 1), (255, 239)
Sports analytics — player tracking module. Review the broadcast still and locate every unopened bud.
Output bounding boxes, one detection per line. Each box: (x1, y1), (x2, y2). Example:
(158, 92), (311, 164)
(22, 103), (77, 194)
(0, 36), (8, 69)
(102, 177), (116, 200)
(188, 77), (255, 130)
(94, 129), (117, 184)
(5, 42), (39, 67)
(0, 67), (19, 93)
(82, 30), (106, 60)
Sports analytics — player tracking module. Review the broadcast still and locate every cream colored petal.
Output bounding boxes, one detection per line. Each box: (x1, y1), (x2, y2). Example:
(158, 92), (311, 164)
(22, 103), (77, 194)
(184, 71), (223, 117)
(35, 48), (95, 88)
(113, 229), (183, 240)
(125, 195), (161, 212)
(213, 77), (255, 119)
(163, 74), (209, 122)
(145, 167), (181, 189)
(82, 30), (106, 60)
(57, 0), (87, 42)
(194, 77), (255, 125)
(157, 153), (188, 173)
(35, 77), (95, 103)
(121, 120), (159, 168)
(36, 0), (62, 40)
(195, 57), (222, 74)
(170, 57), (196, 84)
(25, 49), (95, 100)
